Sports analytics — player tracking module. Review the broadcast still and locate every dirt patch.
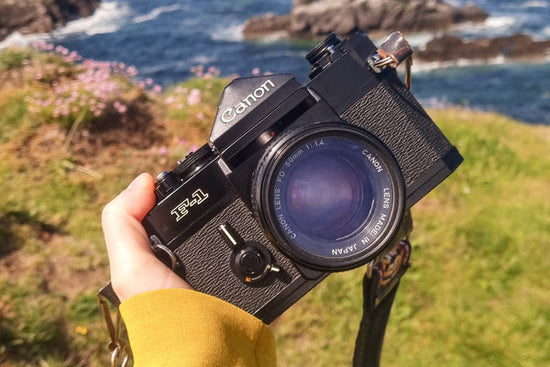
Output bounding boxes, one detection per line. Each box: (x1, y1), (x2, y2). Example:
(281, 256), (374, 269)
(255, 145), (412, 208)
(5, 102), (166, 175)
(72, 95), (166, 158)
(0, 233), (107, 299)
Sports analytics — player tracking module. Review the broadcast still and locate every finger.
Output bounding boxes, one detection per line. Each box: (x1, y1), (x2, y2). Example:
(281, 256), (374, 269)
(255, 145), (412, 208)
(102, 173), (156, 267)
(102, 173), (191, 300)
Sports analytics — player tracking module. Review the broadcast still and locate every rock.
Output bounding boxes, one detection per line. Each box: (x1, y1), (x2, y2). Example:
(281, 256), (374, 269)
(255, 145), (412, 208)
(243, 0), (488, 38)
(242, 13), (292, 38)
(417, 34), (550, 62)
(0, 0), (100, 41)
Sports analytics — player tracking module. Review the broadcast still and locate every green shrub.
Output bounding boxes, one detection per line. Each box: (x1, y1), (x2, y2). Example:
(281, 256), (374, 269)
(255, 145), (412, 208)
(0, 48), (33, 71)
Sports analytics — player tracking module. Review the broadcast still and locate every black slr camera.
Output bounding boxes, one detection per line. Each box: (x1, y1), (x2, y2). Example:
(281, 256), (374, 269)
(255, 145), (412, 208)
(142, 30), (463, 323)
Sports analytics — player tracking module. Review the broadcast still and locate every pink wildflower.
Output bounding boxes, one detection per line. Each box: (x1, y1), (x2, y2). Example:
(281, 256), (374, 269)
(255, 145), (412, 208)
(152, 85), (162, 94)
(191, 65), (205, 77)
(164, 96), (176, 104)
(55, 45), (70, 56)
(187, 89), (201, 106)
(126, 66), (138, 77)
(116, 104), (128, 114)
(174, 86), (187, 94)
(158, 146), (169, 155)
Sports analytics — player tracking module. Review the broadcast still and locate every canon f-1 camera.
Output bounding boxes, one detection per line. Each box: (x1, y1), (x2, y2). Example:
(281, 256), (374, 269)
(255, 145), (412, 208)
(142, 30), (463, 323)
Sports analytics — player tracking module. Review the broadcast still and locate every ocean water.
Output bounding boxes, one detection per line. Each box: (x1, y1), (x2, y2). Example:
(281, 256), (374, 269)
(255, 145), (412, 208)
(1, 0), (549, 124)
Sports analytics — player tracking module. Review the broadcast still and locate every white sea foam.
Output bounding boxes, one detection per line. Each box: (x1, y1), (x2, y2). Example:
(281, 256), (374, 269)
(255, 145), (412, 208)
(0, 1), (129, 48)
(521, 1), (549, 8)
(0, 31), (49, 49)
(139, 55), (217, 75)
(210, 23), (245, 42)
(450, 15), (520, 39)
(190, 54), (217, 66)
(397, 32), (443, 48)
(132, 5), (182, 24)
(53, 1), (131, 37)
(413, 57), (500, 73)
(484, 16), (517, 29)
(412, 53), (550, 74)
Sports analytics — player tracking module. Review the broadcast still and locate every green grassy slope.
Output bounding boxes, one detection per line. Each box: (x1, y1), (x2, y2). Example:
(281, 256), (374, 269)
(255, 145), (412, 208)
(275, 109), (550, 367)
(1, 47), (549, 366)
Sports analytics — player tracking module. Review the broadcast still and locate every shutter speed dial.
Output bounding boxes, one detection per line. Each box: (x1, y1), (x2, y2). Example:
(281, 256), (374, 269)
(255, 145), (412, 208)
(219, 223), (280, 283)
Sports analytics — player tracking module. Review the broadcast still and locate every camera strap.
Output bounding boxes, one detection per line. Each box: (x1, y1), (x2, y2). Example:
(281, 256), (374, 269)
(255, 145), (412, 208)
(353, 210), (413, 367)
(97, 284), (130, 367)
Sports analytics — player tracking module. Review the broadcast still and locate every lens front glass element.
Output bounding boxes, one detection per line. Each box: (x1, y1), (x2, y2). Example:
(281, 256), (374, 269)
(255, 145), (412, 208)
(266, 129), (403, 269)
(284, 148), (372, 241)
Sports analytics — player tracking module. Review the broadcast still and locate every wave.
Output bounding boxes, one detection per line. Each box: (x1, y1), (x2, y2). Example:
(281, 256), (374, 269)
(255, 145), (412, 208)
(449, 15), (522, 40)
(413, 57), (505, 73)
(413, 53), (550, 74)
(138, 54), (217, 75)
(483, 16), (517, 29)
(0, 31), (49, 49)
(452, 16), (517, 34)
(396, 32), (444, 48)
(0, 2), (128, 48)
(131, 4), (182, 24)
(53, 1), (131, 37)
(521, 1), (549, 8)
(210, 24), (245, 42)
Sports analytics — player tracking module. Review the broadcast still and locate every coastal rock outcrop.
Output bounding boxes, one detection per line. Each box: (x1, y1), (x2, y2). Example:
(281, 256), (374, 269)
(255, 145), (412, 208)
(0, 0), (100, 41)
(417, 34), (550, 62)
(243, 0), (488, 38)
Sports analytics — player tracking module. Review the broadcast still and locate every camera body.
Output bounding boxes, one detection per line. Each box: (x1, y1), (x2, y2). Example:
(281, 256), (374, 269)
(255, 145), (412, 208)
(142, 30), (463, 323)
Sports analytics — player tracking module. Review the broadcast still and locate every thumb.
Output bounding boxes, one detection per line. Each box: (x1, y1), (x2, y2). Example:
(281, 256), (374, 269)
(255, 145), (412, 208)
(102, 173), (156, 275)
(102, 173), (191, 301)
(109, 172), (157, 222)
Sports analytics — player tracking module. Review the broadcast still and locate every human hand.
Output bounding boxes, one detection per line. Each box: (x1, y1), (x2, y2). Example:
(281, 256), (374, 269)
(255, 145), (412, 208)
(102, 173), (191, 302)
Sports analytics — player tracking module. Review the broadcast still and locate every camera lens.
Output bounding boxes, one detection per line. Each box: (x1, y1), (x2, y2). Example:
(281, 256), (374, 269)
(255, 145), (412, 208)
(283, 147), (371, 241)
(253, 123), (405, 271)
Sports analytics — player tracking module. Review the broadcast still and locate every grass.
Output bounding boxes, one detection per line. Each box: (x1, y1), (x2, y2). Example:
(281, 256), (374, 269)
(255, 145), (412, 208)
(0, 46), (549, 366)
(275, 109), (550, 367)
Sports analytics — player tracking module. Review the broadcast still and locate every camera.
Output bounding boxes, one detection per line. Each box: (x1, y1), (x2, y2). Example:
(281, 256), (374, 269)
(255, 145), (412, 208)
(142, 30), (463, 323)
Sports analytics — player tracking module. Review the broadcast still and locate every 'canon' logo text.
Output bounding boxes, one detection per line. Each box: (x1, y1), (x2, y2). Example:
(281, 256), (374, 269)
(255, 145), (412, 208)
(221, 79), (275, 123)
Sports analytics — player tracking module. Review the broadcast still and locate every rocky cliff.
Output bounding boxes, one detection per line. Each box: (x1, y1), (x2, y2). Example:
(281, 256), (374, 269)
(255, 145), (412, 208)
(243, 0), (488, 38)
(0, 0), (100, 41)
(417, 34), (550, 62)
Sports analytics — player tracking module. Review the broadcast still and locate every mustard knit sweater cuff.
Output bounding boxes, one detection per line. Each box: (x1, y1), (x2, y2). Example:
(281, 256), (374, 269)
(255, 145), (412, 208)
(120, 289), (276, 367)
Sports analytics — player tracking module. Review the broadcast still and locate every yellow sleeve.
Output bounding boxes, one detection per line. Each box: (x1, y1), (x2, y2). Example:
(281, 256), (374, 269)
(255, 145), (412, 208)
(119, 289), (276, 367)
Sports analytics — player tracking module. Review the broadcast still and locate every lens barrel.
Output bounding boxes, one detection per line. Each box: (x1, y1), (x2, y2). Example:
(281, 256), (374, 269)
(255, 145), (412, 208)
(252, 123), (405, 271)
